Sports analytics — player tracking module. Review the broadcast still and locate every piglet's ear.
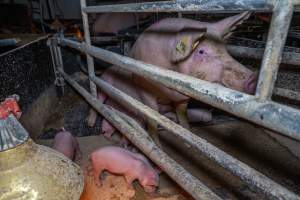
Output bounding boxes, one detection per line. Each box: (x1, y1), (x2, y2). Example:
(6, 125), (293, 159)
(171, 32), (204, 63)
(207, 11), (251, 41)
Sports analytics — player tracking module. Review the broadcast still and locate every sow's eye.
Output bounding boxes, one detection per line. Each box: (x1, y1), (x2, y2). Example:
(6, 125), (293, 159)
(198, 49), (204, 54)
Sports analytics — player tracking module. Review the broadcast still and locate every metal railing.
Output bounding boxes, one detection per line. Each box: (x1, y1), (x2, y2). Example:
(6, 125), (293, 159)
(48, 0), (300, 199)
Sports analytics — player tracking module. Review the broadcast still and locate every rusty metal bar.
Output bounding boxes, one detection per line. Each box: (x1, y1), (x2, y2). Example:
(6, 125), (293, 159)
(255, 1), (294, 101)
(59, 70), (221, 200)
(82, 0), (274, 13)
(80, 0), (97, 98)
(227, 45), (300, 67)
(57, 38), (300, 141)
(91, 75), (300, 200)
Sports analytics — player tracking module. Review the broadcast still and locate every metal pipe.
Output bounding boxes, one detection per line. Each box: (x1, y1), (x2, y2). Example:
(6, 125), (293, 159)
(58, 38), (300, 142)
(91, 75), (300, 200)
(80, 0), (97, 98)
(0, 38), (20, 47)
(51, 41), (65, 92)
(274, 88), (300, 102)
(59, 70), (221, 200)
(82, 0), (274, 13)
(288, 31), (300, 40)
(91, 36), (119, 43)
(255, 1), (294, 101)
(227, 45), (300, 67)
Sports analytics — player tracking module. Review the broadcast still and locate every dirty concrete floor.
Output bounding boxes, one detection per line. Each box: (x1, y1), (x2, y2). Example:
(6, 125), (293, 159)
(32, 82), (300, 200)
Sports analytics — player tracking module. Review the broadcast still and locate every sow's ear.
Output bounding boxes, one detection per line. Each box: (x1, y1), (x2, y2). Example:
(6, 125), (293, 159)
(171, 32), (205, 63)
(207, 11), (251, 41)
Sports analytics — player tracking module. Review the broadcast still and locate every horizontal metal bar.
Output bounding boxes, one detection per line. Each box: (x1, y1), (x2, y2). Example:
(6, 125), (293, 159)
(91, 75), (300, 200)
(274, 88), (300, 102)
(288, 31), (300, 40)
(0, 38), (20, 47)
(58, 38), (300, 142)
(82, 0), (274, 13)
(227, 45), (300, 66)
(59, 70), (221, 200)
(91, 36), (119, 43)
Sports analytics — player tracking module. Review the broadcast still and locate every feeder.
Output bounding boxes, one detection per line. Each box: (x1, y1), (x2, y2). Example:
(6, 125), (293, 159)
(0, 98), (84, 200)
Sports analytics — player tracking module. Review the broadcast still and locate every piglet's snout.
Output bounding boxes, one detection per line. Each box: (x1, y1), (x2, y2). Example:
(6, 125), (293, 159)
(243, 73), (257, 94)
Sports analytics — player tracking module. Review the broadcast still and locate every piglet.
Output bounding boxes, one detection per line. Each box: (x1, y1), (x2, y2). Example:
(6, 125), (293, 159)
(90, 146), (159, 193)
(52, 129), (82, 161)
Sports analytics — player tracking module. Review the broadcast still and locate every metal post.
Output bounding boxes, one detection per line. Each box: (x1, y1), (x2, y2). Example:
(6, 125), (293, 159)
(59, 70), (222, 200)
(48, 37), (65, 94)
(55, 45), (65, 94)
(255, 1), (294, 101)
(80, 0), (98, 125)
(80, 0), (97, 97)
(90, 75), (300, 200)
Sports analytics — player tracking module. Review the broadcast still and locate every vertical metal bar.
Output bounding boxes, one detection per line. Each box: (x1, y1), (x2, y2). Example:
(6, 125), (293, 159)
(49, 37), (65, 94)
(80, 0), (97, 97)
(255, 1), (294, 101)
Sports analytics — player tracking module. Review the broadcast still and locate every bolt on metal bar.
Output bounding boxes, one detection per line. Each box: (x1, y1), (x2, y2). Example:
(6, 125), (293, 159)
(57, 38), (300, 142)
(90, 74), (300, 200)
(255, 1), (294, 101)
(59, 70), (221, 200)
(80, 0), (97, 98)
(82, 0), (274, 13)
(227, 45), (300, 67)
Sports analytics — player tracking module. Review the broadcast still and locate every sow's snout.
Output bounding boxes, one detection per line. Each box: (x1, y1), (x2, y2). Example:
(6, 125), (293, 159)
(243, 73), (257, 95)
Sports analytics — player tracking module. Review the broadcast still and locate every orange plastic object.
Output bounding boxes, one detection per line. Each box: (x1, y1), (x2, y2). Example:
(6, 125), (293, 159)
(0, 98), (22, 119)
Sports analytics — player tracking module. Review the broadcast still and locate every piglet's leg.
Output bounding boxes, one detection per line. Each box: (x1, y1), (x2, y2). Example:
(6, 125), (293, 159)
(74, 137), (83, 160)
(175, 102), (190, 129)
(91, 160), (105, 187)
(140, 91), (161, 147)
(187, 108), (212, 123)
(121, 137), (130, 149)
(124, 174), (136, 190)
(101, 119), (116, 138)
(94, 168), (105, 187)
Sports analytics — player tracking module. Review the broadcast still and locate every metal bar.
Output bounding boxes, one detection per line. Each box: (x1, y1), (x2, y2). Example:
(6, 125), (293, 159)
(51, 40), (65, 93)
(288, 31), (300, 40)
(255, 1), (294, 101)
(58, 38), (300, 142)
(59, 70), (221, 200)
(82, 0), (274, 13)
(0, 38), (20, 47)
(80, 0), (97, 98)
(91, 36), (119, 43)
(274, 88), (300, 102)
(227, 45), (300, 66)
(91, 75), (300, 200)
